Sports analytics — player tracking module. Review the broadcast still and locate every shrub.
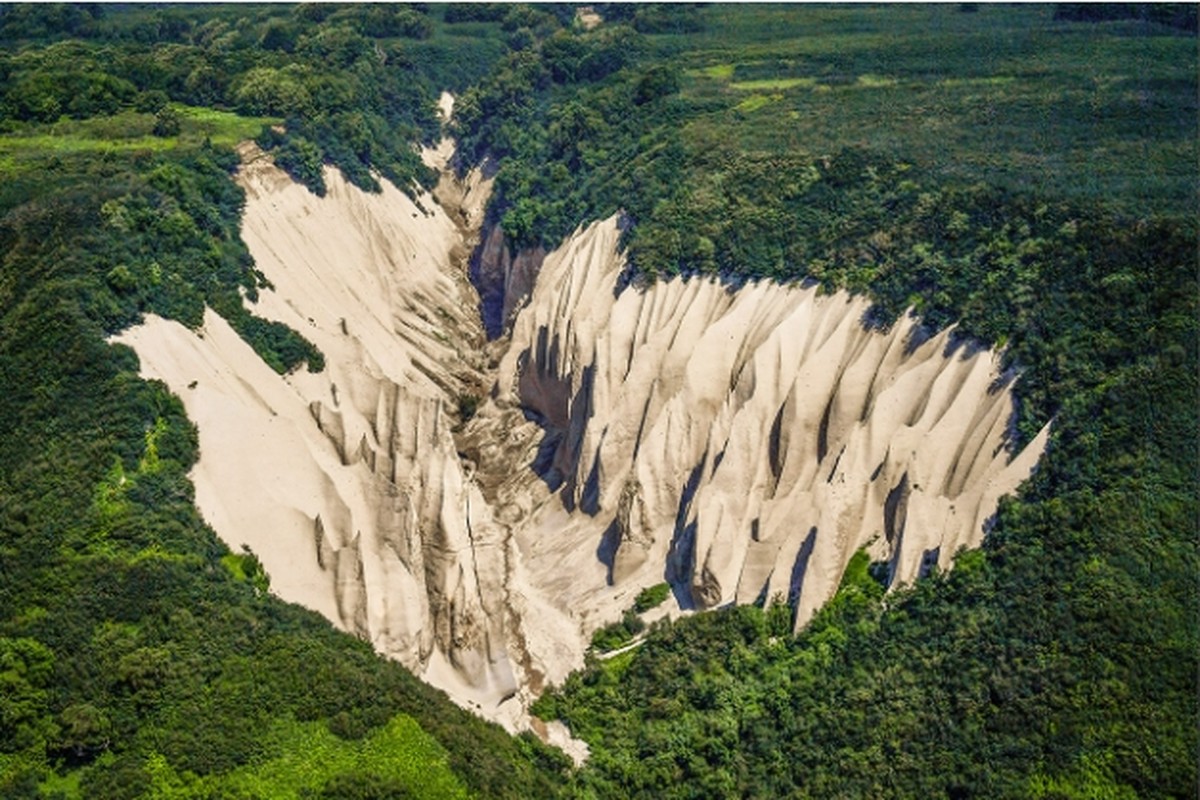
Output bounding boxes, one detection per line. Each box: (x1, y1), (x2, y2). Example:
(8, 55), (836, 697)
(590, 610), (646, 652)
(633, 583), (671, 613)
(151, 106), (180, 137)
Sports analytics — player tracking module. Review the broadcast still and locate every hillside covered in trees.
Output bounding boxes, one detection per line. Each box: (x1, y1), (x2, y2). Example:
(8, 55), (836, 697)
(0, 5), (568, 797)
(1, 3), (1196, 799)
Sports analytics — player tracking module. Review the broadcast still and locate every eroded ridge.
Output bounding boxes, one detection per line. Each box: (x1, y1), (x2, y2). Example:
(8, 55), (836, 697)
(115, 125), (1047, 749)
(491, 216), (1050, 627)
(113, 129), (527, 718)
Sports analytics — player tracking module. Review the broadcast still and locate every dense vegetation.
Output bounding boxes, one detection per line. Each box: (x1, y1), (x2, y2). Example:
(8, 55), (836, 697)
(0, 5), (568, 798)
(0, 3), (514, 195)
(448, 5), (1197, 797)
(0, 3), (1195, 798)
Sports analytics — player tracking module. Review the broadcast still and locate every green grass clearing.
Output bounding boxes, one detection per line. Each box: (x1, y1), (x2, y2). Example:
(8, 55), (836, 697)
(855, 73), (898, 88)
(696, 63), (735, 79)
(40, 716), (468, 800)
(209, 715), (467, 800)
(729, 77), (817, 91)
(0, 105), (280, 176)
(172, 105), (282, 146)
(735, 93), (780, 113)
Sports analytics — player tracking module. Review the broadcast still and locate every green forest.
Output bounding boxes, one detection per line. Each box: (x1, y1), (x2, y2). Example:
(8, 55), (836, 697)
(1, 3), (1196, 799)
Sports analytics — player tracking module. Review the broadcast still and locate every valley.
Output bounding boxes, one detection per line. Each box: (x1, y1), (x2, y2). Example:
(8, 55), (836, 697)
(117, 102), (1047, 753)
(1, 5), (1194, 797)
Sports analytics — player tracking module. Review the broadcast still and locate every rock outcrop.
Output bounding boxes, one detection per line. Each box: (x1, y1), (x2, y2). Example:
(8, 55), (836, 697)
(114, 102), (1049, 749)
(488, 217), (1051, 628)
(471, 223), (546, 339)
(114, 124), (523, 718)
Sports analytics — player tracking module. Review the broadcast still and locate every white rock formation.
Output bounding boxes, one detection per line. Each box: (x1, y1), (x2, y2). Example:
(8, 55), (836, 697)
(114, 126), (521, 718)
(472, 223), (546, 338)
(113, 100), (1049, 751)
(489, 217), (1051, 629)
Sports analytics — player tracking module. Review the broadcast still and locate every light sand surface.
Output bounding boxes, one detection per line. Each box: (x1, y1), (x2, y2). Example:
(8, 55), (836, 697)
(114, 106), (1049, 755)
(493, 216), (1050, 630)
(116, 108), (532, 731)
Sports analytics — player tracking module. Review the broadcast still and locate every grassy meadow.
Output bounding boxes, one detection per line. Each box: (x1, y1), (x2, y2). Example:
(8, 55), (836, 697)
(0, 106), (280, 177)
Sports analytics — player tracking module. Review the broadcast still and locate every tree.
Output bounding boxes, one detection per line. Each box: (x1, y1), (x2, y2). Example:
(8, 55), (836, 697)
(152, 106), (180, 137)
(633, 65), (679, 105)
(57, 703), (112, 760)
(232, 66), (313, 117)
(0, 638), (57, 755)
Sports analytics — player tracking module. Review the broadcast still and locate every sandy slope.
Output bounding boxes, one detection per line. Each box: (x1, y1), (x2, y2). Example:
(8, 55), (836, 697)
(489, 217), (1050, 634)
(114, 113), (526, 724)
(113, 105), (1048, 753)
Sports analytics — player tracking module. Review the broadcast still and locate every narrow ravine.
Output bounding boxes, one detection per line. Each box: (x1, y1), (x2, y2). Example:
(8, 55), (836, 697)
(114, 94), (1049, 762)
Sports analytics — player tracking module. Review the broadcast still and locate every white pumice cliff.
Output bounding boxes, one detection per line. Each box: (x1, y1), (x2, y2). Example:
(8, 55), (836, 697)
(487, 218), (1051, 630)
(113, 98), (1049, 754)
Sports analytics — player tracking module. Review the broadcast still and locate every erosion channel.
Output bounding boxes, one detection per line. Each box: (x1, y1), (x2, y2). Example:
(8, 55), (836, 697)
(114, 98), (1049, 758)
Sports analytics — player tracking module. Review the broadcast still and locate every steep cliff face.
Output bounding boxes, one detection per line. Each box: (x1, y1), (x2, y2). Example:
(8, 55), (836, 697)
(471, 223), (546, 339)
(114, 134), (525, 716)
(489, 217), (1050, 628)
(114, 121), (1048, 746)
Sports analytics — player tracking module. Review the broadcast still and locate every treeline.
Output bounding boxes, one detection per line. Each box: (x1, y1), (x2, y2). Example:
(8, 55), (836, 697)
(0, 5), (569, 797)
(622, 146), (1197, 447)
(449, 5), (1199, 796)
(0, 142), (322, 374)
